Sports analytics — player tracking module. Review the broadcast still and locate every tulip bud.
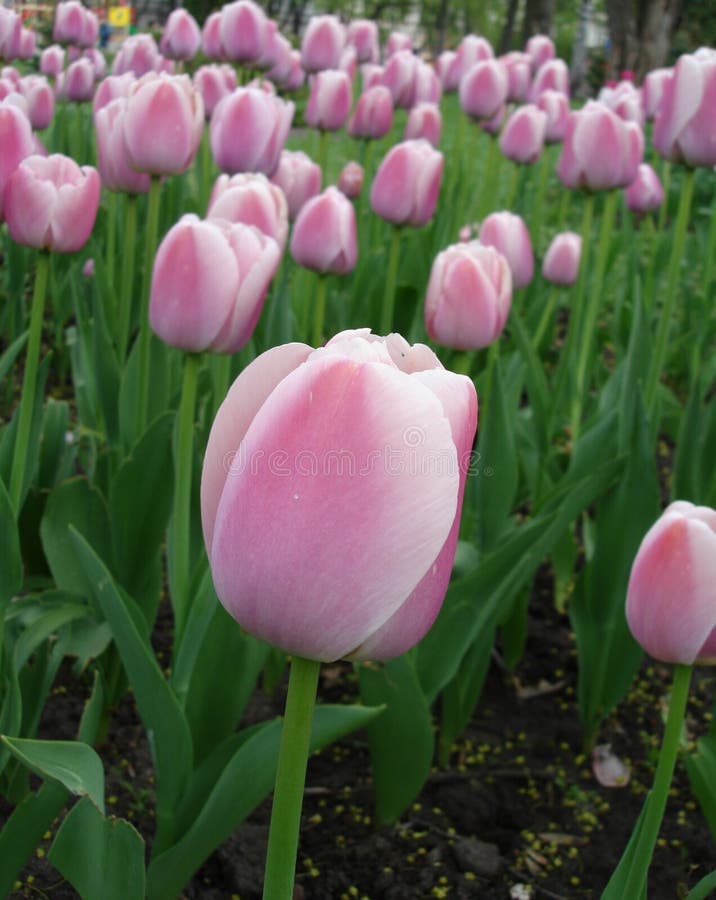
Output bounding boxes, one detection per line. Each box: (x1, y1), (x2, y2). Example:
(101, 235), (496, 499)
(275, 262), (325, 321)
(425, 240), (512, 350)
(64, 57), (95, 102)
(413, 60), (442, 105)
(20, 76), (54, 130)
(478, 211), (534, 289)
(404, 101), (441, 146)
(160, 8), (201, 62)
(41, 45), (65, 78)
(290, 186), (357, 275)
(150, 214), (280, 354)
(201, 328), (477, 662)
(193, 64), (236, 119)
(4, 153), (100, 252)
(624, 163), (664, 214)
(459, 59), (508, 121)
(653, 53), (716, 167)
(270, 149), (321, 219)
(435, 51), (459, 92)
(348, 84), (393, 140)
(541, 231), (582, 285)
(53, 1), (86, 45)
(346, 19), (378, 64)
(501, 51), (532, 103)
(208, 171), (288, 251)
(305, 69), (352, 131)
(626, 501), (716, 665)
(499, 103), (547, 164)
(111, 34), (163, 78)
(361, 63), (384, 91)
(337, 160), (363, 198)
(202, 12), (225, 60)
(371, 139), (443, 228)
(301, 14), (345, 73)
(536, 89), (569, 143)
(454, 33), (494, 83)
(220, 0), (269, 67)
(386, 31), (412, 57)
(529, 58), (570, 101)
(0, 102), (36, 221)
(0, 8), (21, 61)
(381, 49), (417, 109)
(525, 34), (555, 72)
(642, 67), (671, 120)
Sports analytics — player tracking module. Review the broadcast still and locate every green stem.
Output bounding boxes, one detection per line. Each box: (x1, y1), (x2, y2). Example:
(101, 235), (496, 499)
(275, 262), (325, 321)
(502, 163), (520, 211)
(201, 126), (213, 211)
(689, 182), (716, 383)
(379, 226), (402, 335)
(657, 159), (671, 232)
(642, 213), (658, 315)
(9, 251), (50, 516)
(621, 664), (692, 898)
(479, 134), (500, 219)
(450, 350), (476, 377)
(533, 286), (558, 350)
(262, 656), (321, 900)
(118, 193), (138, 362)
(106, 189), (116, 292)
(135, 176), (162, 437)
(316, 129), (328, 183)
(210, 352), (232, 416)
(530, 150), (551, 255)
(312, 274), (328, 347)
(478, 339), (500, 421)
(171, 352), (200, 646)
(557, 185), (572, 231)
(645, 167), (695, 414)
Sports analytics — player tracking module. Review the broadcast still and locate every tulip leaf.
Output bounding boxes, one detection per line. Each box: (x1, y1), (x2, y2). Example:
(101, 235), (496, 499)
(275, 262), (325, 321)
(685, 733), (716, 842)
(36, 399), (75, 491)
(358, 655), (434, 825)
(0, 329), (28, 385)
(0, 478), (22, 608)
(684, 870), (716, 900)
(49, 797), (145, 900)
(146, 704), (383, 900)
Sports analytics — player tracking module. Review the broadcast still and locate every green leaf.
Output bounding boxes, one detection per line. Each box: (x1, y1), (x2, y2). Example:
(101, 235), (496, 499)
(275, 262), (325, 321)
(0, 330), (28, 384)
(49, 797), (145, 900)
(37, 399), (74, 490)
(358, 656), (434, 824)
(685, 733), (716, 842)
(684, 870), (716, 900)
(0, 735), (105, 813)
(146, 703), (383, 900)
(12, 592), (90, 672)
(0, 478), (22, 606)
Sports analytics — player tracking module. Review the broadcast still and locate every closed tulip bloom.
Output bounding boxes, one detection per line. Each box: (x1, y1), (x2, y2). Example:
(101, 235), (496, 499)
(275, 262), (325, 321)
(413, 60), (442, 105)
(283, 51), (305, 92)
(404, 101), (441, 146)
(263, 31), (293, 85)
(85, 48), (106, 81)
(1, 65), (19, 88)
(626, 501), (716, 665)
(94, 98), (151, 194)
(361, 63), (384, 91)
(124, 72), (203, 175)
(80, 9), (98, 49)
(537, 88), (569, 142)
(557, 101), (643, 191)
(40, 44), (65, 78)
(625, 162), (664, 214)
(17, 28), (35, 61)
(193, 64), (236, 119)
(425, 240), (512, 350)
(0, 8), (21, 61)
(481, 105), (506, 135)
(53, 1), (86, 45)
(208, 171), (288, 250)
(201, 328), (477, 662)
(435, 50), (459, 92)
(525, 34), (555, 72)
(64, 57), (95, 102)
(337, 160), (363, 198)
(599, 79), (644, 125)
(339, 45), (358, 82)
(290, 186), (357, 275)
(5, 153), (99, 252)
(529, 58), (570, 101)
(371, 139), (443, 228)
(642, 67), (671, 120)
(92, 72), (135, 114)
(501, 51), (532, 102)
(160, 9), (201, 61)
(454, 33), (494, 83)
(653, 53), (716, 167)
(541, 231), (582, 285)
(20, 76), (54, 130)
(382, 49), (417, 109)
(479, 211), (534, 289)
(305, 69), (352, 131)
(348, 84), (393, 139)
(202, 12), (224, 59)
(111, 34), (163, 78)
(459, 59), (508, 121)
(0, 102), (35, 220)
(150, 214), (280, 353)
(220, 0), (268, 66)
(270, 149), (321, 219)
(211, 87), (293, 176)
(385, 31), (412, 57)
(346, 19), (378, 64)
(301, 15), (345, 73)
(499, 103), (547, 164)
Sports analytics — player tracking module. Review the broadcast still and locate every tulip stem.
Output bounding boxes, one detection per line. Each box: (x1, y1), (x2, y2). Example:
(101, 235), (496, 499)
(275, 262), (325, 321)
(118, 193), (138, 362)
(530, 149), (551, 255)
(502, 163), (520, 212)
(135, 175), (162, 438)
(171, 352), (200, 647)
(645, 167), (695, 414)
(689, 183), (716, 384)
(106, 189), (116, 291)
(532, 286), (558, 351)
(263, 655), (321, 900)
(316, 129), (328, 184)
(9, 250), (50, 516)
(210, 353), (233, 415)
(657, 159), (671, 232)
(380, 226), (401, 335)
(312, 274), (328, 347)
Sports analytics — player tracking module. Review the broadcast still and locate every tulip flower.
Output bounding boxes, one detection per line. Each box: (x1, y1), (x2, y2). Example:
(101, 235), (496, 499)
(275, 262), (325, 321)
(92, 71), (134, 113)
(435, 50), (459, 92)
(502, 51), (532, 102)
(425, 240), (512, 350)
(94, 97), (151, 194)
(529, 58), (570, 101)
(220, 0), (269, 67)
(111, 34), (164, 78)
(300, 14), (345, 73)
(361, 63), (384, 91)
(0, 7), (21, 61)
(499, 103), (547, 164)
(53, 1), (86, 46)
(20, 76), (54, 130)
(370, 139), (443, 228)
(160, 8), (201, 62)
(290, 186), (357, 276)
(404, 101), (441, 147)
(202, 11), (225, 60)
(536, 88), (569, 142)
(625, 163), (664, 214)
(413, 60), (442, 105)
(64, 57), (95, 102)
(525, 34), (555, 72)
(542, 231), (582, 285)
(207, 171), (288, 250)
(653, 53), (716, 167)
(346, 19), (378, 64)
(385, 31), (412, 57)
(193, 64), (236, 119)
(381, 49), (417, 109)
(454, 33), (494, 83)
(305, 69), (352, 132)
(479, 211), (534, 289)
(642, 67), (671, 120)
(40, 44), (65, 78)
(347, 84), (393, 140)
(459, 59), (508, 121)
(337, 160), (363, 198)
(270, 149), (321, 219)
(0, 102), (36, 221)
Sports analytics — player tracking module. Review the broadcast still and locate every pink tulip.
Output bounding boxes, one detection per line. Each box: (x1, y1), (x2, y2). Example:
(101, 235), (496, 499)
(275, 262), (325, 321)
(193, 64), (236, 119)
(337, 160), (363, 198)
(413, 60), (442, 105)
(361, 63), (384, 91)
(348, 84), (393, 140)
(305, 69), (352, 131)
(200, 328), (477, 662)
(20, 75), (54, 130)
(371, 139), (443, 228)
(481, 105), (506, 135)
(346, 19), (378, 64)
(381, 49), (417, 109)
(84, 48), (106, 81)
(339, 46), (358, 83)
(150, 214), (280, 354)
(624, 163), (664, 214)
(4, 153), (100, 252)
(435, 50), (459, 92)
(557, 101), (643, 191)
(94, 98), (151, 193)
(111, 34), (164, 78)
(459, 59), (508, 121)
(385, 31), (412, 57)
(282, 51), (305, 92)
(0, 102), (35, 221)
(202, 12), (225, 60)
(1, 66), (19, 88)
(160, 9), (201, 61)
(454, 33), (494, 83)
(0, 8), (21, 61)
(404, 101), (441, 146)
(124, 72), (203, 176)
(479, 211), (534, 289)
(17, 28), (36, 61)
(270, 149), (321, 219)
(536, 89), (569, 142)
(82, 257), (94, 277)
(64, 57), (95, 102)
(53, 1), (86, 45)
(525, 34), (555, 72)
(425, 240), (512, 350)
(499, 103), (547, 164)
(210, 86), (294, 176)
(40, 45), (65, 78)
(599, 80), (644, 125)
(79, 9), (98, 48)
(501, 51), (532, 102)
(92, 72), (135, 114)
(626, 501), (716, 665)
(541, 231), (582, 285)
(301, 15), (345, 73)
(642, 67), (671, 120)
(529, 58), (570, 101)
(220, 0), (269, 66)
(653, 53), (716, 167)
(208, 171), (288, 251)
(290, 186), (357, 275)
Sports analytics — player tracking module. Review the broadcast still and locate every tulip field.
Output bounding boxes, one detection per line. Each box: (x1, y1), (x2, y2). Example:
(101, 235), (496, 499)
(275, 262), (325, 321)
(1, 2), (716, 898)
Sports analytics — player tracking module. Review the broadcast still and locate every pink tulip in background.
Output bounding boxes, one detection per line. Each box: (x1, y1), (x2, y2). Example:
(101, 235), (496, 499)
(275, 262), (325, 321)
(404, 101), (442, 146)
(290, 186), (357, 275)
(541, 231), (582, 285)
(525, 34), (555, 72)
(479, 211), (534, 289)
(642, 67), (671, 120)
(625, 163), (664, 214)
(454, 33), (494, 83)
(653, 53), (716, 167)
(626, 501), (716, 665)
(220, 0), (269, 67)
(425, 240), (512, 350)
(0, 102), (36, 220)
(53, 1), (87, 46)
(556, 101), (643, 191)
(124, 72), (203, 175)
(381, 49), (417, 109)
(64, 57), (95, 102)
(4, 153), (100, 252)
(346, 19), (379, 64)
(529, 58), (570, 100)
(201, 328), (477, 662)
(348, 84), (393, 140)
(459, 59), (508, 121)
(93, 72), (135, 113)
(270, 149), (321, 219)
(385, 31), (412, 57)
(536, 89), (570, 142)
(111, 34), (165, 78)
(0, 7), (21, 61)
(413, 60), (442, 105)
(193, 64), (236, 119)
(208, 171), (288, 250)
(371, 139), (443, 228)
(337, 160), (363, 198)
(210, 86), (294, 176)
(300, 14), (345, 73)
(435, 50), (458, 92)
(20, 76), (54, 130)
(149, 214), (280, 353)
(160, 8), (201, 62)
(499, 103), (547, 164)
(361, 63), (384, 91)
(305, 69), (352, 131)
(201, 11), (224, 60)
(501, 51), (532, 102)
(40, 45), (65, 78)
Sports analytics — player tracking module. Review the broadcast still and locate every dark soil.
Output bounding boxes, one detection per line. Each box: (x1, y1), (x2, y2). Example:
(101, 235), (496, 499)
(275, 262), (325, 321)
(6, 594), (715, 900)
